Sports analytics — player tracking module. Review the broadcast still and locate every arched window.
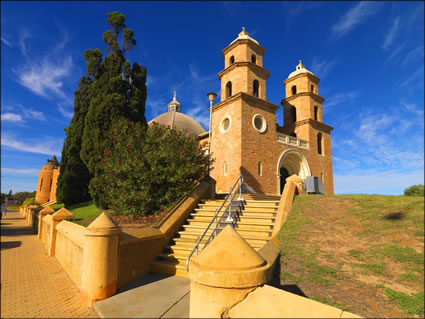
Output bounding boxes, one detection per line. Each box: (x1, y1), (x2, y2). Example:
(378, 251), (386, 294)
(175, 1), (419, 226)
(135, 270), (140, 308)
(314, 106), (318, 121)
(40, 178), (43, 191)
(317, 133), (323, 155)
(290, 106), (297, 123)
(253, 80), (259, 97)
(226, 81), (232, 98)
(258, 161), (262, 176)
(251, 54), (256, 64)
(224, 161), (227, 176)
(291, 85), (297, 95)
(229, 56), (235, 65)
(311, 85), (314, 93)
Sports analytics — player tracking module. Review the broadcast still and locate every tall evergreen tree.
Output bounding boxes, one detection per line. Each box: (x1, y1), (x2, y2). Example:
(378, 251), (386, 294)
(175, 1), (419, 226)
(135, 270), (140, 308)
(56, 76), (93, 206)
(80, 12), (147, 208)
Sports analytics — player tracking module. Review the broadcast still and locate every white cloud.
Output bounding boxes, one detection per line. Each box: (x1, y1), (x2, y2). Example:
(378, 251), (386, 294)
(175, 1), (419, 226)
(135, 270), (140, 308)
(1, 134), (62, 156)
(18, 30), (31, 56)
(186, 106), (209, 130)
(15, 55), (73, 100)
(324, 92), (358, 109)
(382, 17), (400, 50)
(1, 37), (13, 47)
(23, 109), (45, 121)
(1, 113), (23, 122)
(332, 2), (381, 39)
(400, 65), (424, 87)
(1, 168), (40, 176)
(402, 46), (424, 66)
(57, 103), (73, 119)
(385, 41), (407, 63)
(310, 58), (337, 79)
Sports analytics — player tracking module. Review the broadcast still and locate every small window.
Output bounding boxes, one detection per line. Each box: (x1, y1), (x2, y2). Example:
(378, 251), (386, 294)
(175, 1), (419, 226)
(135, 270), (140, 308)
(49, 179), (53, 192)
(314, 106), (318, 121)
(226, 81), (232, 98)
(258, 161), (262, 176)
(220, 115), (232, 133)
(252, 114), (267, 133)
(321, 173), (324, 182)
(251, 54), (256, 64)
(224, 161), (227, 176)
(253, 80), (259, 97)
(291, 85), (297, 95)
(230, 56), (235, 65)
(40, 178), (43, 191)
(311, 85), (314, 93)
(317, 133), (323, 155)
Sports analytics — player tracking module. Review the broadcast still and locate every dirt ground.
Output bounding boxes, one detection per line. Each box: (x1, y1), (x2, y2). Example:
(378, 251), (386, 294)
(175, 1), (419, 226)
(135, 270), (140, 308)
(275, 195), (424, 318)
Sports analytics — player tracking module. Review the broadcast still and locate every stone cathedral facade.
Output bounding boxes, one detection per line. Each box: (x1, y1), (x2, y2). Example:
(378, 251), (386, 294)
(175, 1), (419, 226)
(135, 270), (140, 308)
(205, 28), (334, 195)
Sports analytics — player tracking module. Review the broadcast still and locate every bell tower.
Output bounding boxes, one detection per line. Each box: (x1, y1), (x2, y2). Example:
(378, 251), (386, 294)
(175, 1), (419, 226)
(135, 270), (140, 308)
(281, 61), (334, 194)
(210, 28), (280, 194)
(218, 27), (269, 100)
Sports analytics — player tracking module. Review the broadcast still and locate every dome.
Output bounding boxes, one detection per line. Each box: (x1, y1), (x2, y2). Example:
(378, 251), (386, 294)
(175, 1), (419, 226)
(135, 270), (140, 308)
(287, 60), (314, 79)
(228, 27), (260, 47)
(148, 92), (206, 136)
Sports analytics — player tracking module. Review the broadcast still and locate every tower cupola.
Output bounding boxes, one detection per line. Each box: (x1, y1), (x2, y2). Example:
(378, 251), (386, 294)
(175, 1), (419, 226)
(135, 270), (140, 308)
(218, 28), (269, 102)
(168, 91), (182, 112)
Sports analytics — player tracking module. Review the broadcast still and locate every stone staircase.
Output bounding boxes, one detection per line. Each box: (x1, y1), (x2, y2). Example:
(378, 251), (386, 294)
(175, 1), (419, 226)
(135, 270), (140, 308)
(151, 193), (281, 276)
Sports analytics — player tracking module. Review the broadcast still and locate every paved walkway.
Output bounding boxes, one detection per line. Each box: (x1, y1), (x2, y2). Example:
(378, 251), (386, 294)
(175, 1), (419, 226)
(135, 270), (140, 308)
(1, 209), (98, 318)
(94, 274), (190, 318)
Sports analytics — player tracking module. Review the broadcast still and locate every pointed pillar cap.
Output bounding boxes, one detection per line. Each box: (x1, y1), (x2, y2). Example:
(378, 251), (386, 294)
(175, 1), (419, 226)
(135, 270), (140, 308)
(86, 212), (120, 235)
(190, 225), (269, 288)
(40, 206), (55, 214)
(52, 207), (74, 221)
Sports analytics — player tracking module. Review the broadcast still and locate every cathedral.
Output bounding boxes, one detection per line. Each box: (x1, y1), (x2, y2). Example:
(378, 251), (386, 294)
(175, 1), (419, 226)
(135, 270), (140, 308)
(35, 28), (334, 204)
(153, 27), (334, 195)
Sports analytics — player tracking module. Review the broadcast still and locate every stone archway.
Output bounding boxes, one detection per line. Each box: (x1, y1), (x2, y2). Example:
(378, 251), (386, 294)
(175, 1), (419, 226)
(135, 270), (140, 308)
(276, 149), (311, 194)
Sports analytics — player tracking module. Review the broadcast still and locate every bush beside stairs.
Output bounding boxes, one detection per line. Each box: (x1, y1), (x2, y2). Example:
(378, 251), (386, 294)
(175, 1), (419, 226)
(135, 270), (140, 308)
(151, 193), (281, 276)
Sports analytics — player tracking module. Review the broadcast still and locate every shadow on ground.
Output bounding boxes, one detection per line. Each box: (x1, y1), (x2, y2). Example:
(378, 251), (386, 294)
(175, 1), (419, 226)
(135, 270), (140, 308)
(1, 241), (22, 250)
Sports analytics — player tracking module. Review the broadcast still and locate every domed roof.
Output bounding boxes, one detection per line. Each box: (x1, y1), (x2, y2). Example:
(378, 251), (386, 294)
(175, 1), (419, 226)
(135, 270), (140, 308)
(287, 60), (314, 79)
(228, 27), (260, 47)
(148, 92), (206, 136)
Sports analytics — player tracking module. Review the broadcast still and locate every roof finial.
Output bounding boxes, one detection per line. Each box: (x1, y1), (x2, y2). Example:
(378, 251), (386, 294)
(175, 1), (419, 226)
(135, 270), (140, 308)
(299, 59), (302, 65)
(242, 26), (245, 32)
(173, 90), (177, 101)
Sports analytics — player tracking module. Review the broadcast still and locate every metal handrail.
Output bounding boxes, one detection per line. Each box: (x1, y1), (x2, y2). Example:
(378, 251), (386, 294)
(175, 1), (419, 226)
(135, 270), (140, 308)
(185, 174), (244, 271)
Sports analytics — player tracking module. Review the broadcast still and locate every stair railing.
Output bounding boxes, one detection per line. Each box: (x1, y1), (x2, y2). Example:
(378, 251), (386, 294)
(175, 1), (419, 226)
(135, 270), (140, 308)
(185, 174), (244, 272)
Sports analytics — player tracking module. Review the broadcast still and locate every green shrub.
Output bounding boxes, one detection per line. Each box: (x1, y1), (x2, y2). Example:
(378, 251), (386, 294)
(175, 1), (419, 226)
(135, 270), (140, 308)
(22, 197), (40, 206)
(403, 184), (424, 196)
(100, 118), (210, 217)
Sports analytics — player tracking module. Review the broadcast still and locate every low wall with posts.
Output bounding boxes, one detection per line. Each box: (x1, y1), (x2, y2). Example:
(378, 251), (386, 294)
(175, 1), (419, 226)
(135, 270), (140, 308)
(34, 178), (217, 307)
(55, 221), (86, 289)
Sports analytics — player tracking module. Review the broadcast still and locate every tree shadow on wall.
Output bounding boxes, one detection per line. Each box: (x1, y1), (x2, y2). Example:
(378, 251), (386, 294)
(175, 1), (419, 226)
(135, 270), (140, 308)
(268, 253), (308, 298)
(240, 166), (264, 194)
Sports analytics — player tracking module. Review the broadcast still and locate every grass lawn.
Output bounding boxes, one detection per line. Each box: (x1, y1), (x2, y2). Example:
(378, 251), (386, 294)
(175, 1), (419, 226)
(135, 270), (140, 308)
(277, 194), (424, 318)
(49, 201), (102, 226)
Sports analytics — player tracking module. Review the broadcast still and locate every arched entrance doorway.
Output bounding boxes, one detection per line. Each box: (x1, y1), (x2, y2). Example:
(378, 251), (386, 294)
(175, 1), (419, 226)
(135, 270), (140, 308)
(276, 150), (311, 194)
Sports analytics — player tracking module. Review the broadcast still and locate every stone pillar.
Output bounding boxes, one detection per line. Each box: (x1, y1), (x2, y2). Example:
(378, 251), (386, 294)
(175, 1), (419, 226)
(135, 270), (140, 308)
(48, 208), (74, 256)
(80, 213), (121, 307)
(26, 205), (38, 225)
(38, 206), (55, 239)
(189, 225), (270, 318)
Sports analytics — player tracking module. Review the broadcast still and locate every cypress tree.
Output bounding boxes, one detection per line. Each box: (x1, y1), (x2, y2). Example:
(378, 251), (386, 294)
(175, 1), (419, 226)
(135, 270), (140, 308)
(56, 76), (93, 206)
(80, 12), (147, 208)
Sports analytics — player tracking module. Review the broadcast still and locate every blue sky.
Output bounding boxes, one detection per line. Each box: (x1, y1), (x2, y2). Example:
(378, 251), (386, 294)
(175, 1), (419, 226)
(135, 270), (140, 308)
(1, 1), (424, 195)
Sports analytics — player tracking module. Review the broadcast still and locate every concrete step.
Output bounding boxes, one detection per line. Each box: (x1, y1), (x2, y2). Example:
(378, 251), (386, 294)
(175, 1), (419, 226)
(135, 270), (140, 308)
(172, 237), (267, 248)
(193, 211), (276, 219)
(151, 259), (188, 276)
(178, 228), (271, 240)
(189, 214), (276, 223)
(197, 204), (278, 211)
(202, 200), (279, 207)
(186, 219), (274, 230)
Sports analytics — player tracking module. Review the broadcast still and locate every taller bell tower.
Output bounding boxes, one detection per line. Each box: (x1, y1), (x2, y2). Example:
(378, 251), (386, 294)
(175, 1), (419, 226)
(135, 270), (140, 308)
(210, 28), (280, 193)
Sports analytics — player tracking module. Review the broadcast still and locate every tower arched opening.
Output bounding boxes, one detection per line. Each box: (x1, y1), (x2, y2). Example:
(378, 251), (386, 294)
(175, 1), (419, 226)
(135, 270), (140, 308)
(226, 81), (232, 98)
(253, 79), (259, 97)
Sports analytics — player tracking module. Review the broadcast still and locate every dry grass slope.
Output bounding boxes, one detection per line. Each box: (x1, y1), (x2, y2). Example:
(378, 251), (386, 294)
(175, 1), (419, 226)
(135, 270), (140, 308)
(277, 194), (424, 318)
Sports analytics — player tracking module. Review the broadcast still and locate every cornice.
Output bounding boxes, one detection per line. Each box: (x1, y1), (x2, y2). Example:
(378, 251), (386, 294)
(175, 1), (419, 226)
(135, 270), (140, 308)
(218, 61), (270, 80)
(281, 92), (325, 105)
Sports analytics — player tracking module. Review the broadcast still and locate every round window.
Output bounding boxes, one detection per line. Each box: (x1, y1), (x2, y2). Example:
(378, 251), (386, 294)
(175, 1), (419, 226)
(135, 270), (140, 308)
(252, 114), (267, 133)
(220, 115), (232, 133)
